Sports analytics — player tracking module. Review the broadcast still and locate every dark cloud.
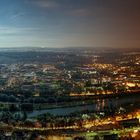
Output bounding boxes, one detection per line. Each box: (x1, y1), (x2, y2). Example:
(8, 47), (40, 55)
(32, 0), (60, 8)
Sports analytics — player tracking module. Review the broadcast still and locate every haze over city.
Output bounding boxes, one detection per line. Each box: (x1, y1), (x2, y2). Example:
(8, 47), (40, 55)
(0, 0), (140, 48)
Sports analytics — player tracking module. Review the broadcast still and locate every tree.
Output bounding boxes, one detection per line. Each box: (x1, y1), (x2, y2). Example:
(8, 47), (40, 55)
(0, 111), (13, 123)
(22, 111), (27, 121)
(85, 80), (92, 87)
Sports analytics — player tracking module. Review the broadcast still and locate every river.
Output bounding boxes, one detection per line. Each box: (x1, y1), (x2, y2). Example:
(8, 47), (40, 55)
(28, 95), (140, 118)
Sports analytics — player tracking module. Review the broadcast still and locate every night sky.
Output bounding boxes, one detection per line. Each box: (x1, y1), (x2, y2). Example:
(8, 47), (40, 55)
(0, 0), (140, 48)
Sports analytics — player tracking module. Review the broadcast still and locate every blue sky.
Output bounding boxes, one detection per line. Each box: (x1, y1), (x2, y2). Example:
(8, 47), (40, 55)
(0, 0), (140, 48)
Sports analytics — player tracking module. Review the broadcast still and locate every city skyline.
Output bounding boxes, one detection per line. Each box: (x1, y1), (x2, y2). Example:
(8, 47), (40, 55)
(0, 0), (140, 48)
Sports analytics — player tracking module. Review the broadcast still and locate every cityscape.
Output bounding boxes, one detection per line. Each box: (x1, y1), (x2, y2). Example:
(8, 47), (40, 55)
(0, 48), (139, 139)
(0, 0), (140, 139)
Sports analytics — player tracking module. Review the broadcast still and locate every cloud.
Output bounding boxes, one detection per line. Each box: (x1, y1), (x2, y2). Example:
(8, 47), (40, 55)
(69, 8), (91, 17)
(0, 26), (39, 36)
(31, 0), (60, 8)
(10, 12), (25, 20)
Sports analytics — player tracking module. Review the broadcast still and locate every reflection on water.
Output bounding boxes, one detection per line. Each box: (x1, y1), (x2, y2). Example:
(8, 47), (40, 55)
(96, 99), (106, 111)
(96, 96), (140, 111)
